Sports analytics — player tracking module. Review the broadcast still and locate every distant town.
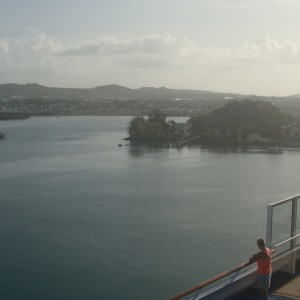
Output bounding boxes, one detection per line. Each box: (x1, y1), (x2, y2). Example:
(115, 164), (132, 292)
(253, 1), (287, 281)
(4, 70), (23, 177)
(0, 95), (212, 118)
(0, 83), (300, 120)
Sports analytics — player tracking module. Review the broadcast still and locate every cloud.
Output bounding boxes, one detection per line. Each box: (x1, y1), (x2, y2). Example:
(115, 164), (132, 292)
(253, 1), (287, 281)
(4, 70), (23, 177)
(59, 34), (195, 57)
(16, 33), (62, 54)
(0, 39), (11, 67)
(191, 35), (300, 71)
(271, 0), (300, 6)
(202, 0), (300, 9)
(5, 32), (300, 71)
(237, 35), (300, 66)
(0, 39), (9, 53)
(1, 32), (300, 95)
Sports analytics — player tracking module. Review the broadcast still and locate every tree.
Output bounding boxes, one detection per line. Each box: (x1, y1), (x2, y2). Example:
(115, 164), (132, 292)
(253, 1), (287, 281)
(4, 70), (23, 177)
(128, 108), (183, 141)
(187, 100), (292, 142)
(187, 115), (206, 136)
(128, 116), (149, 140)
(147, 108), (167, 124)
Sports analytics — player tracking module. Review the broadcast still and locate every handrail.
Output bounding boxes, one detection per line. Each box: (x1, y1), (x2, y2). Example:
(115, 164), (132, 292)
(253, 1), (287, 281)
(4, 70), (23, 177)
(167, 260), (253, 300)
(274, 233), (300, 248)
(167, 250), (276, 300)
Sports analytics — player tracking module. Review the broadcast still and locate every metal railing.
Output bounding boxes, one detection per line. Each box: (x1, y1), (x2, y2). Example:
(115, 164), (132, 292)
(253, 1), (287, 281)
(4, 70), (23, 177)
(266, 194), (300, 252)
(274, 233), (300, 248)
(167, 194), (300, 300)
(167, 260), (254, 300)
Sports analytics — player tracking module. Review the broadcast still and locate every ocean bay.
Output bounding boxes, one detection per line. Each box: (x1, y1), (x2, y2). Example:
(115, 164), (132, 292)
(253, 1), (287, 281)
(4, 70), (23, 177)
(1, 116), (300, 300)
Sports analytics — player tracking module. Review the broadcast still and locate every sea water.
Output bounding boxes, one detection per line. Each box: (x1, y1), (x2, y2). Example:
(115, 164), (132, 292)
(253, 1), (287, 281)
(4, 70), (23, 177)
(1, 116), (300, 300)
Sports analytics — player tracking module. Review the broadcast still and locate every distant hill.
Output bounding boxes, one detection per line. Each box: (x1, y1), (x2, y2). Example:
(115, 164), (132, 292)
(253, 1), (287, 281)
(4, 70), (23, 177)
(288, 94), (300, 98)
(2, 83), (300, 119)
(0, 83), (257, 101)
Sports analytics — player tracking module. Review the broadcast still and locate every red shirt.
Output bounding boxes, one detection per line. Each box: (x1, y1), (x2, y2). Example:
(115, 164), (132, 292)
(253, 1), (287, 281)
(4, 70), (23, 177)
(257, 248), (272, 274)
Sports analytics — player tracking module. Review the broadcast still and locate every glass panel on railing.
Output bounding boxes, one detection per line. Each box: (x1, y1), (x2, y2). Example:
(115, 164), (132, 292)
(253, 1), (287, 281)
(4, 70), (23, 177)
(271, 201), (292, 252)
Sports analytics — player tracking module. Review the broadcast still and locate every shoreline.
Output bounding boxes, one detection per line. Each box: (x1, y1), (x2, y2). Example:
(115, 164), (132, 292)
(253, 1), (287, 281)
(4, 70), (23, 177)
(128, 138), (300, 149)
(0, 111), (188, 120)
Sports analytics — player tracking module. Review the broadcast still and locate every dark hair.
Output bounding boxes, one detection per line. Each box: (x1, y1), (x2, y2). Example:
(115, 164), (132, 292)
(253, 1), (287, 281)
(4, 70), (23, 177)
(257, 238), (266, 246)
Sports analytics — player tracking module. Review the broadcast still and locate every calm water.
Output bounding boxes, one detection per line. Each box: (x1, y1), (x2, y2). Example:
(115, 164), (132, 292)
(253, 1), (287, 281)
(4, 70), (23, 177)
(1, 116), (300, 300)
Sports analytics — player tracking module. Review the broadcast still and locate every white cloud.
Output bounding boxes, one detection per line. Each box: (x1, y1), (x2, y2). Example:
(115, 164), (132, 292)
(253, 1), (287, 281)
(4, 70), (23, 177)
(16, 33), (62, 54)
(202, 0), (300, 9)
(0, 39), (10, 53)
(238, 36), (300, 66)
(190, 35), (300, 71)
(271, 0), (300, 6)
(1, 32), (300, 95)
(0, 39), (11, 68)
(59, 34), (195, 57)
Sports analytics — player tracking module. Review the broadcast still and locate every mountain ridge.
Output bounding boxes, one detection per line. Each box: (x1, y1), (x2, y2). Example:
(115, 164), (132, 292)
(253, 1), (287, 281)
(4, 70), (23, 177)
(0, 83), (298, 100)
(0, 83), (261, 100)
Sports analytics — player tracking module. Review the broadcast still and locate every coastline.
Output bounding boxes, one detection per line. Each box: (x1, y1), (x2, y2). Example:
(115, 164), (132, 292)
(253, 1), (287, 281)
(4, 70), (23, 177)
(127, 137), (300, 150)
(3, 113), (300, 149)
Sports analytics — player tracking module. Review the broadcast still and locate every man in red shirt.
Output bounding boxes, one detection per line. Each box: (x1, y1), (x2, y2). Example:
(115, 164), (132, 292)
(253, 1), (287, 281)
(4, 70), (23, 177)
(249, 238), (272, 300)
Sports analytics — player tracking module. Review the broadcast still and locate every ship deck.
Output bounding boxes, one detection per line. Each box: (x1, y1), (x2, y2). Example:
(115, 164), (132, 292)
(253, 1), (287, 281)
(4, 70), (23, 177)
(232, 260), (300, 300)
(167, 195), (300, 300)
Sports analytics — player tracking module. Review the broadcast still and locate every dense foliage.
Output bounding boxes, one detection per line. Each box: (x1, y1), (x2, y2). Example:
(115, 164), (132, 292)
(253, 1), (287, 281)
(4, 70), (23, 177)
(128, 100), (293, 144)
(128, 109), (183, 141)
(187, 100), (292, 142)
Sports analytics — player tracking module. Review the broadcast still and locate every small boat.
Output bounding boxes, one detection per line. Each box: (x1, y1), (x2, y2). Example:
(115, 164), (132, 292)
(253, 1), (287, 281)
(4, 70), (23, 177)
(0, 131), (7, 138)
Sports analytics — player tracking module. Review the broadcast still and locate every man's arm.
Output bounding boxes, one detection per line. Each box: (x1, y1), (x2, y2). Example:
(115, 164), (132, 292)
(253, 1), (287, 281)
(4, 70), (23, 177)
(249, 251), (267, 263)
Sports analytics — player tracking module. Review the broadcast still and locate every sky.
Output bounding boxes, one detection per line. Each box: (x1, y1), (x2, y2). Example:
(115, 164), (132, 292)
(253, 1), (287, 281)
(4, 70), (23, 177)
(1, 0), (300, 96)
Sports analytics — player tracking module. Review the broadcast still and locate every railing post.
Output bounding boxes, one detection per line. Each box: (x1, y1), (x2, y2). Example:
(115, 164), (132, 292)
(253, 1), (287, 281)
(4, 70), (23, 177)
(288, 197), (298, 274)
(291, 197), (298, 250)
(266, 205), (273, 248)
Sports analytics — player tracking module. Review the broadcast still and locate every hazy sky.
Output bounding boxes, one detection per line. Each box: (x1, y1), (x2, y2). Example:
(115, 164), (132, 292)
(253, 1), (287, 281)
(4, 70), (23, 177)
(1, 0), (300, 96)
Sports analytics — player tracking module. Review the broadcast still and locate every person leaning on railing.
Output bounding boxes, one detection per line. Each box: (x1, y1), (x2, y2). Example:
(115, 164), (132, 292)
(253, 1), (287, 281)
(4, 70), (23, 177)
(248, 238), (272, 300)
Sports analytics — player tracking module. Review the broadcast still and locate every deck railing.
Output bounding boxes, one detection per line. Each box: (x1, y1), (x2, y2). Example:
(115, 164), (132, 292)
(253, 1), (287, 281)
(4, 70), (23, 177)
(167, 260), (254, 300)
(266, 194), (300, 252)
(167, 194), (300, 300)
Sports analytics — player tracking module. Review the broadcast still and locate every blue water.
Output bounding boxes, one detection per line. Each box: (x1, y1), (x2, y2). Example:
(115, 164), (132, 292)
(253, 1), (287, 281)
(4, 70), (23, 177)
(1, 116), (300, 300)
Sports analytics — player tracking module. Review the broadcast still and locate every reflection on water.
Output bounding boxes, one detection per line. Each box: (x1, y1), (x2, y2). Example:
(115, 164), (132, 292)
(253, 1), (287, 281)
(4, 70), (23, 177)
(128, 142), (183, 157)
(128, 141), (285, 157)
(200, 145), (284, 154)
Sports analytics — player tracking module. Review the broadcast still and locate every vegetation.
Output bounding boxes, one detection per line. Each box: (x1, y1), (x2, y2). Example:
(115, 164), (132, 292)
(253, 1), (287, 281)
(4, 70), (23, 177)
(128, 109), (184, 142)
(187, 100), (292, 143)
(128, 100), (294, 145)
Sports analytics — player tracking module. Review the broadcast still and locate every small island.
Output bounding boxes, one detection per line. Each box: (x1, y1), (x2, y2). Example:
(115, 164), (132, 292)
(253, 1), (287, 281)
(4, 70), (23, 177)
(127, 100), (300, 147)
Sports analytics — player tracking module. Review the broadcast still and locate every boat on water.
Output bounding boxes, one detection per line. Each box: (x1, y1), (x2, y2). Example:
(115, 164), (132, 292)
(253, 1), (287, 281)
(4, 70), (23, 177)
(167, 194), (300, 300)
(0, 131), (7, 138)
